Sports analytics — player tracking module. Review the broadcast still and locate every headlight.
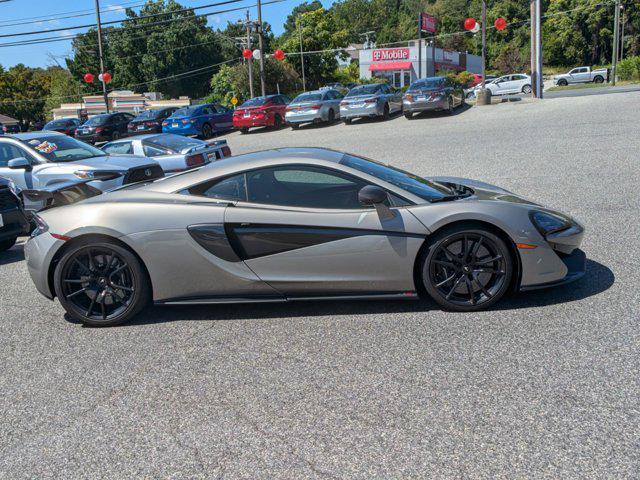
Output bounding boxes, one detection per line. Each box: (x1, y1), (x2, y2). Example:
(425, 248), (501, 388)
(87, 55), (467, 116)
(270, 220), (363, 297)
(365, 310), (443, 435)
(74, 170), (123, 181)
(529, 210), (572, 235)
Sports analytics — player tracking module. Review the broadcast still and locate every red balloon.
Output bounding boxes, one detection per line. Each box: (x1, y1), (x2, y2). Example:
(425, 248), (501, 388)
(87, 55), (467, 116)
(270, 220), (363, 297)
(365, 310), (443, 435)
(83, 73), (94, 83)
(273, 49), (285, 61)
(102, 72), (112, 83)
(242, 48), (252, 59)
(464, 18), (476, 31)
(494, 17), (507, 31)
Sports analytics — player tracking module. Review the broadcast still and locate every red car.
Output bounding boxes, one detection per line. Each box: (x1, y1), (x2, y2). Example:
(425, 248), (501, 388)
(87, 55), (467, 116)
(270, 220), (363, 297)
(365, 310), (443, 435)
(232, 94), (290, 133)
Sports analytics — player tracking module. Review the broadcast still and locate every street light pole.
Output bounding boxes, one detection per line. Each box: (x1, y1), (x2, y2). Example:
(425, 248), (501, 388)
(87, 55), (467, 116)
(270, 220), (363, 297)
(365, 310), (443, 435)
(611, 0), (621, 85)
(256, 0), (266, 96)
(94, 0), (109, 112)
(620, 5), (626, 62)
(298, 15), (306, 91)
(245, 11), (254, 98)
(535, 0), (542, 98)
(481, 0), (486, 89)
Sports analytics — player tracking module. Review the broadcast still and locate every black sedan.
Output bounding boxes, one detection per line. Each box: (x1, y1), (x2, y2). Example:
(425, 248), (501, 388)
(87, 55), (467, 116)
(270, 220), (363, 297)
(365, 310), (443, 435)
(43, 118), (81, 136)
(0, 177), (29, 252)
(127, 107), (178, 136)
(75, 112), (134, 144)
(402, 77), (465, 118)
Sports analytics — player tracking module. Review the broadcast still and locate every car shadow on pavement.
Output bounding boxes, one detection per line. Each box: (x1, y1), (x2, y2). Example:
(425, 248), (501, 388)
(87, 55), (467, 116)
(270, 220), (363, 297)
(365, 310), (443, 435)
(102, 260), (614, 327)
(346, 111), (404, 125)
(0, 243), (25, 266)
(409, 102), (471, 120)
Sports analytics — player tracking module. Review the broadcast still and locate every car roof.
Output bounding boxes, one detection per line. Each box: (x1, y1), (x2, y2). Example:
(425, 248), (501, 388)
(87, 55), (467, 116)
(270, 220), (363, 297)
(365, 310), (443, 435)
(145, 147), (346, 193)
(9, 130), (65, 140)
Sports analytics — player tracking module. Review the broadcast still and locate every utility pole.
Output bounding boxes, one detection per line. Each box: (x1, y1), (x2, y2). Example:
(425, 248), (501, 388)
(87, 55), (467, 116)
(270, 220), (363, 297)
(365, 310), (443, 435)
(256, 0), (266, 96)
(245, 11), (254, 98)
(611, 0), (621, 85)
(298, 15), (306, 91)
(535, 0), (542, 98)
(620, 5), (626, 62)
(481, 0), (486, 89)
(94, 0), (109, 112)
(417, 16), (422, 79)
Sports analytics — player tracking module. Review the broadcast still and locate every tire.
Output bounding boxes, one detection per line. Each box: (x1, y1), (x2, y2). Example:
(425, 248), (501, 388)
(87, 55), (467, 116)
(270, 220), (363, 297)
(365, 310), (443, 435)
(0, 237), (17, 252)
(201, 123), (213, 139)
(593, 75), (604, 84)
(382, 103), (390, 120)
(522, 84), (532, 94)
(420, 225), (513, 312)
(557, 79), (568, 86)
(54, 240), (151, 327)
(404, 112), (413, 120)
(111, 131), (120, 141)
(327, 109), (335, 124)
(240, 127), (249, 134)
(273, 114), (282, 129)
(446, 96), (454, 114)
(343, 118), (352, 125)
(291, 123), (299, 130)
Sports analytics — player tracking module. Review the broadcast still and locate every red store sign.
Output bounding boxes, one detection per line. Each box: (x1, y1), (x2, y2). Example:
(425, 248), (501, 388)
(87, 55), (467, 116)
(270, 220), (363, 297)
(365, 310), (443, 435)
(372, 48), (410, 62)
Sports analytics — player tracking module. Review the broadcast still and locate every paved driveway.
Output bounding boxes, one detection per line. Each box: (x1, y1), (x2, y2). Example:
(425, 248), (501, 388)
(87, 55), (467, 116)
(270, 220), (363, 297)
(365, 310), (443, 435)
(1, 91), (638, 478)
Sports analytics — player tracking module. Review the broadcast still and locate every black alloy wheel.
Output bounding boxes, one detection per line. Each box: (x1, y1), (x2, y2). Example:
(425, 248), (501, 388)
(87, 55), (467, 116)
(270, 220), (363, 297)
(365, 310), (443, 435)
(422, 227), (513, 311)
(54, 242), (150, 326)
(327, 109), (335, 124)
(201, 123), (213, 139)
(382, 103), (390, 120)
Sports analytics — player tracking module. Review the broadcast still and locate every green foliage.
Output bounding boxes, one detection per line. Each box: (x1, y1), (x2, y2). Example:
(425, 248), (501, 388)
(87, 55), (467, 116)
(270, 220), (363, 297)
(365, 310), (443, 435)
(43, 68), (85, 120)
(617, 56), (640, 81)
(283, 1), (323, 37)
(0, 64), (51, 125)
(333, 63), (360, 84)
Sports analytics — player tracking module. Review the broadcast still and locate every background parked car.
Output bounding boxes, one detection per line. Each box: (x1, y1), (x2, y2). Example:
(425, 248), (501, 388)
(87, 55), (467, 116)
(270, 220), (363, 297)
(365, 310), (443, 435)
(403, 77), (465, 118)
(0, 176), (29, 252)
(43, 118), (81, 136)
(1, 122), (21, 134)
(233, 95), (290, 133)
(101, 133), (231, 173)
(554, 66), (608, 86)
(475, 74), (532, 96)
(0, 131), (163, 211)
(127, 107), (178, 136)
(285, 89), (343, 128)
(75, 112), (134, 144)
(340, 83), (403, 123)
(464, 74), (497, 98)
(162, 103), (233, 139)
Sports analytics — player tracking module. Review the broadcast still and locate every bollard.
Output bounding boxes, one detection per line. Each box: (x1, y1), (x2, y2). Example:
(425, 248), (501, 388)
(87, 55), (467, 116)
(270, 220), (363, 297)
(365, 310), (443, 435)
(476, 88), (492, 106)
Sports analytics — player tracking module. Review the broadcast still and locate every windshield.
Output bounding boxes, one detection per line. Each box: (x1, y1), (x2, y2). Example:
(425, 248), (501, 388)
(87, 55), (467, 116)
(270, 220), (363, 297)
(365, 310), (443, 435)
(172, 106), (199, 117)
(133, 110), (162, 120)
(293, 93), (322, 103)
(347, 85), (382, 97)
(44, 119), (74, 129)
(241, 97), (270, 107)
(21, 135), (106, 162)
(146, 134), (203, 152)
(340, 153), (450, 202)
(83, 115), (110, 126)
(409, 78), (445, 90)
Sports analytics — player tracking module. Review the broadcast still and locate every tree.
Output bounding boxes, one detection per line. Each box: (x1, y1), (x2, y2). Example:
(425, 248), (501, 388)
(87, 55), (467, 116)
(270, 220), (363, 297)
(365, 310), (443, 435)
(43, 68), (85, 120)
(283, 1), (323, 37)
(278, 8), (350, 89)
(0, 64), (50, 126)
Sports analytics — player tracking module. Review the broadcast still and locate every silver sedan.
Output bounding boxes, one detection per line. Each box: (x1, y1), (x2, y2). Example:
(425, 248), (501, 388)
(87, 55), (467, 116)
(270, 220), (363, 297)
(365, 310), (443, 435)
(340, 83), (403, 123)
(101, 133), (231, 173)
(285, 89), (343, 128)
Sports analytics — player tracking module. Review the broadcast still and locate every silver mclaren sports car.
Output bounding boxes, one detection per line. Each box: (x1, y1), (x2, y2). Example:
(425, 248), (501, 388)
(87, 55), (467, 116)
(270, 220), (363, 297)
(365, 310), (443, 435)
(24, 147), (586, 326)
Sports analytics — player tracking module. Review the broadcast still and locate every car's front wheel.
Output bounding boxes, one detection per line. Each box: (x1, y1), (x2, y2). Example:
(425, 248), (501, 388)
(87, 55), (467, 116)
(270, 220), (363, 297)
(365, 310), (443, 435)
(201, 123), (213, 139)
(54, 240), (150, 327)
(420, 226), (513, 311)
(522, 84), (532, 94)
(557, 79), (568, 86)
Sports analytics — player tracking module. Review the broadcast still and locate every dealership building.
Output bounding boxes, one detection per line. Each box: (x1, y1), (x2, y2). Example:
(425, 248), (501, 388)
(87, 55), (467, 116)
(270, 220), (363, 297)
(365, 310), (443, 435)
(358, 43), (482, 88)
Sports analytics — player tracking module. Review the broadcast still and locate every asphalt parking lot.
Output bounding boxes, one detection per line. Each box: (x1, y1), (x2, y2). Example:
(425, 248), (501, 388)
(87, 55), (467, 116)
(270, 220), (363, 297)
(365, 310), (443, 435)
(1, 91), (639, 478)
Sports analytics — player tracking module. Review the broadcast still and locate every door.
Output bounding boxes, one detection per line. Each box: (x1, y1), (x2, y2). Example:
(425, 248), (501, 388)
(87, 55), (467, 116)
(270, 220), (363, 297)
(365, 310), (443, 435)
(222, 165), (429, 296)
(0, 140), (38, 190)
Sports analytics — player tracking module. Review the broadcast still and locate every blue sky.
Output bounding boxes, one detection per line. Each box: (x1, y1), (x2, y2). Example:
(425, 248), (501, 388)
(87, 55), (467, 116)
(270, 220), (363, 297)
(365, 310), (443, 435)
(0, 0), (334, 68)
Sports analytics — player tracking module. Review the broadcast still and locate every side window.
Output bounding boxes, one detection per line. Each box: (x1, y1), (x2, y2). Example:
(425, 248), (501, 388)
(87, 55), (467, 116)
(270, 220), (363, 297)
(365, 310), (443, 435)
(103, 141), (133, 155)
(245, 166), (367, 209)
(569, 69), (578, 74)
(186, 174), (247, 201)
(143, 144), (167, 157)
(0, 142), (24, 167)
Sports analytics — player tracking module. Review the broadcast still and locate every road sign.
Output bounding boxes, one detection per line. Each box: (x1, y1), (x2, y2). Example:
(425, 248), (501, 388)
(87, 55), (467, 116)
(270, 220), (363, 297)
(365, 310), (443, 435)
(231, 96), (238, 106)
(420, 13), (437, 33)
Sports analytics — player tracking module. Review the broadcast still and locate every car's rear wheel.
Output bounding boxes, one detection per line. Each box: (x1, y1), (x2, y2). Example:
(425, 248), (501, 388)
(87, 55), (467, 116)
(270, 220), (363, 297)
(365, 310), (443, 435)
(557, 79), (568, 86)
(327, 109), (335, 124)
(111, 131), (120, 141)
(273, 114), (282, 129)
(343, 118), (352, 125)
(593, 75), (604, 84)
(0, 238), (17, 252)
(420, 226), (513, 311)
(404, 112), (413, 120)
(522, 84), (532, 94)
(54, 241), (150, 327)
(291, 123), (299, 130)
(446, 96), (454, 114)
(240, 127), (249, 134)
(201, 123), (213, 139)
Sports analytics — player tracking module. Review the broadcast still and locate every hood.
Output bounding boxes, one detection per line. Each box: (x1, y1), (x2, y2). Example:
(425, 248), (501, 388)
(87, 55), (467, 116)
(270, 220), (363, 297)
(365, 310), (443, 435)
(426, 176), (541, 206)
(78, 155), (157, 170)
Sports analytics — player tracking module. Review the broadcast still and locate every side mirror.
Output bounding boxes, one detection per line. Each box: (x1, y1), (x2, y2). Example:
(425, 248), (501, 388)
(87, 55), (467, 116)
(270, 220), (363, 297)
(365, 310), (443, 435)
(358, 185), (387, 206)
(8, 157), (31, 171)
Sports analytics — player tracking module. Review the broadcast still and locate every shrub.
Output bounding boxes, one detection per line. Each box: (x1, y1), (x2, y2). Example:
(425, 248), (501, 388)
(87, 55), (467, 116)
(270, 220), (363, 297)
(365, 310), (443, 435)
(617, 56), (640, 81)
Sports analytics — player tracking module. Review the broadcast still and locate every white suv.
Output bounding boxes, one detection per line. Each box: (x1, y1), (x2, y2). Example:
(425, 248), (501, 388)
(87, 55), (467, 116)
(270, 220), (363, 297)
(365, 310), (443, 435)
(476, 74), (532, 96)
